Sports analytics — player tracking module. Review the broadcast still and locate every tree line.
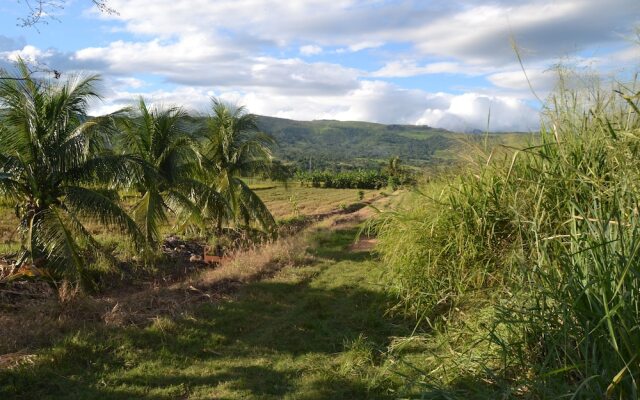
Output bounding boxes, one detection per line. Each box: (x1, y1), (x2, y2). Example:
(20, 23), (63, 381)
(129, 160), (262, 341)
(294, 157), (416, 190)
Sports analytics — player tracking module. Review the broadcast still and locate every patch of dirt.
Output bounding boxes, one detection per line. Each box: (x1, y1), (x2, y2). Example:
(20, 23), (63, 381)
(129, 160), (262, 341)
(349, 237), (378, 252)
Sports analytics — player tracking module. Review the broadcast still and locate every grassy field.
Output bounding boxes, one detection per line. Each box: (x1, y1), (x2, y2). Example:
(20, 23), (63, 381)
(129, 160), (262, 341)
(251, 182), (381, 219)
(0, 182), (382, 258)
(0, 203), (420, 399)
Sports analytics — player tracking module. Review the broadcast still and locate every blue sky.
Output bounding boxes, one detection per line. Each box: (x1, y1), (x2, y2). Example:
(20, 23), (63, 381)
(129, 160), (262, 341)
(1, 0), (638, 131)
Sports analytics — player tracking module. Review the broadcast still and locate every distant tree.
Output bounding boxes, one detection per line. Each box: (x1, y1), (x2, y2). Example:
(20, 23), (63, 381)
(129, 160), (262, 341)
(0, 59), (143, 289)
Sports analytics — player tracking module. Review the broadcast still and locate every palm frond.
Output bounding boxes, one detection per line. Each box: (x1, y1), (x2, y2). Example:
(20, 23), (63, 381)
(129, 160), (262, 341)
(62, 186), (145, 250)
(233, 177), (276, 233)
(36, 206), (91, 288)
(131, 189), (168, 249)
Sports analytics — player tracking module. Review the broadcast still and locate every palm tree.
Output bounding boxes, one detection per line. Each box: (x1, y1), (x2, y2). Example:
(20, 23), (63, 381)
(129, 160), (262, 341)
(0, 59), (143, 289)
(202, 99), (276, 234)
(118, 98), (227, 250)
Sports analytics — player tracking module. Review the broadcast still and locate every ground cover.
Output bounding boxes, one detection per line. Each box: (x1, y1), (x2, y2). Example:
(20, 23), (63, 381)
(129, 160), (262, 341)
(0, 196), (420, 400)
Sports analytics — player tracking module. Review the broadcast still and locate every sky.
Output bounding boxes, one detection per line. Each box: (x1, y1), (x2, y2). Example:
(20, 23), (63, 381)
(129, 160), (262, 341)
(0, 0), (638, 132)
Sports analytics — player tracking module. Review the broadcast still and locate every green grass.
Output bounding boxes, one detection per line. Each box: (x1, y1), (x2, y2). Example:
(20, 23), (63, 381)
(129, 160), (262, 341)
(0, 225), (413, 399)
(372, 76), (640, 398)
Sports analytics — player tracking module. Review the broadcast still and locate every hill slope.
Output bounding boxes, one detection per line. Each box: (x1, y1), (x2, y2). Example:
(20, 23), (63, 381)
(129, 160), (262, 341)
(185, 115), (530, 170)
(255, 116), (460, 168)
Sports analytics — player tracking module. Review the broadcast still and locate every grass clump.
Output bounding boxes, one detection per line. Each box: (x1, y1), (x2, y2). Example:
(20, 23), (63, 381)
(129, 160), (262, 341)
(374, 76), (640, 397)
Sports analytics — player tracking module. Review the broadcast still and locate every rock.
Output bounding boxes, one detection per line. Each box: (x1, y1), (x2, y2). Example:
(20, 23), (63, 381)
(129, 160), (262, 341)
(189, 254), (202, 263)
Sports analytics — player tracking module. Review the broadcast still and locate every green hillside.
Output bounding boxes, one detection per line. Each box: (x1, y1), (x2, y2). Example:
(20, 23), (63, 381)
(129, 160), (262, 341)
(183, 114), (532, 171)
(253, 116), (533, 170)
(255, 116), (457, 169)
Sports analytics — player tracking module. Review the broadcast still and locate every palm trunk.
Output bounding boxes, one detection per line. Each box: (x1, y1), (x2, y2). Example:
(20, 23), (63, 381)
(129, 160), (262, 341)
(215, 217), (223, 256)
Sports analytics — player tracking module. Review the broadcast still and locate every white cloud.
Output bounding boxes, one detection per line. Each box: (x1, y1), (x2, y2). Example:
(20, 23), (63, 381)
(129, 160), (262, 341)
(346, 41), (383, 52)
(300, 45), (322, 55)
(96, 0), (639, 65)
(488, 68), (558, 94)
(416, 93), (539, 132)
(113, 77), (147, 89)
(89, 85), (215, 116)
(371, 60), (488, 78)
(90, 79), (541, 132)
(3, 45), (52, 63)
(6, 0), (638, 132)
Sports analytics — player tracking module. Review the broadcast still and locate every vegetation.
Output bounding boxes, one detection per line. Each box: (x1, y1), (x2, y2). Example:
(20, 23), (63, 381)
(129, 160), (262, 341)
(0, 61), (143, 288)
(296, 170), (388, 189)
(0, 205), (413, 399)
(201, 100), (276, 234)
(247, 182), (381, 219)
(118, 98), (216, 252)
(0, 60), (274, 288)
(2, 52), (638, 400)
(252, 115), (527, 170)
(373, 76), (640, 397)
(295, 169), (413, 190)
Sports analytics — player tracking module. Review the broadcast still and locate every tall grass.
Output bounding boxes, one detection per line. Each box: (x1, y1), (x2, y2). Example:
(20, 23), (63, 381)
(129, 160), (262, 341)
(375, 75), (640, 397)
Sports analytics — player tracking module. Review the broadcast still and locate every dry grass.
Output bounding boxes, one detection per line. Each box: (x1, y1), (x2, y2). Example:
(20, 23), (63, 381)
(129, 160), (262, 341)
(256, 182), (381, 219)
(0, 219), (314, 358)
(189, 235), (311, 288)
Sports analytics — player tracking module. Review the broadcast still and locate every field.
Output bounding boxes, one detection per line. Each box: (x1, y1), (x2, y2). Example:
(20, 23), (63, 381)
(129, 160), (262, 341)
(0, 182), (381, 257)
(1, 49), (638, 399)
(0, 194), (420, 399)
(249, 181), (382, 219)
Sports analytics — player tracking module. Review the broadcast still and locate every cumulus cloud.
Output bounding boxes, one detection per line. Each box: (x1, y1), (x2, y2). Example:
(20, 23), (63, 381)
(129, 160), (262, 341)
(3, 45), (52, 63)
(88, 84), (216, 116)
(88, 78), (541, 132)
(4, 0), (637, 131)
(416, 93), (539, 132)
(300, 45), (322, 56)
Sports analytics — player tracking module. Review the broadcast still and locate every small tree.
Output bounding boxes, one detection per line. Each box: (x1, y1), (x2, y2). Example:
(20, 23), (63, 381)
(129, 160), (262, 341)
(202, 99), (276, 235)
(0, 59), (142, 288)
(118, 98), (227, 252)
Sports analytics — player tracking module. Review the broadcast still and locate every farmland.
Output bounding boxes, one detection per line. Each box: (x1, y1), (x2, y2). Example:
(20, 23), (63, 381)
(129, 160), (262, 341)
(1, 21), (639, 399)
(0, 199), (413, 399)
(251, 182), (382, 219)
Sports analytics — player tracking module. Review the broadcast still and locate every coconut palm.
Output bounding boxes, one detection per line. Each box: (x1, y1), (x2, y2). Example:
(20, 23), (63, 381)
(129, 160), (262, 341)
(0, 59), (143, 288)
(118, 98), (227, 250)
(202, 99), (276, 233)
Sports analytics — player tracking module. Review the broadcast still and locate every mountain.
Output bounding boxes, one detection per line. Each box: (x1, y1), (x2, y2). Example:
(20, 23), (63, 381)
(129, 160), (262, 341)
(254, 116), (466, 170)
(184, 114), (530, 171)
